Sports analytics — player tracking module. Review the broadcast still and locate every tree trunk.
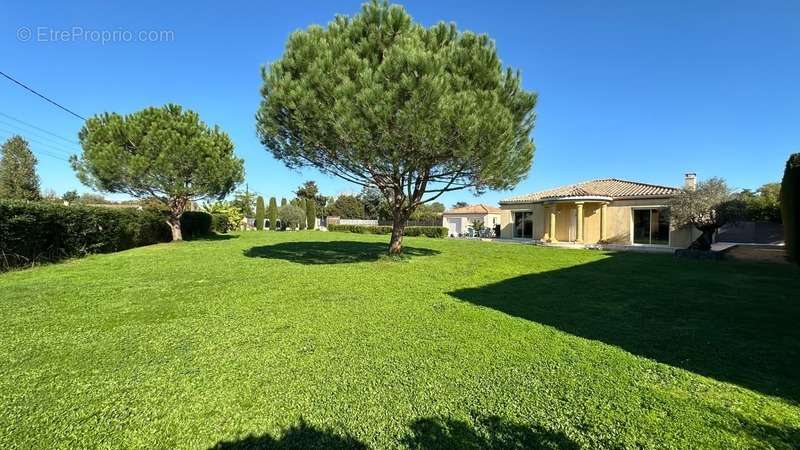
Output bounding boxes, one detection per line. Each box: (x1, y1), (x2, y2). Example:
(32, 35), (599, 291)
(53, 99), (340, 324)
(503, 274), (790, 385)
(688, 227), (715, 251)
(168, 215), (182, 241)
(388, 209), (409, 255)
(167, 196), (188, 242)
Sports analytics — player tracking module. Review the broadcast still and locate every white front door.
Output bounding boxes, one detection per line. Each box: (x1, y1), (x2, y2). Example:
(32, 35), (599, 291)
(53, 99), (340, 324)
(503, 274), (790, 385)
(448, 218), (461, 236)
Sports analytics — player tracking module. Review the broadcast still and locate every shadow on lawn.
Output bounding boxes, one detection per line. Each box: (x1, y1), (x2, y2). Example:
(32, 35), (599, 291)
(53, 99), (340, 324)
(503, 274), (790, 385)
(209, 416), (579, 450)
(243, 241), (439, 264)
(402, 415), (579, 449)
(187, 233), (239, 241)
(209, 418), (366, 449)
(450, 252), (800, 403)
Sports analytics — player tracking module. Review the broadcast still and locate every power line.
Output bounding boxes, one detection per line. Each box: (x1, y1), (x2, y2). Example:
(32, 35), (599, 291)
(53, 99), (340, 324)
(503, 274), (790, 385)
(0, 111), (80, 145)
(0, 119), (81, 153)
(0, 133), (70, 162)
(0, 128), (71, 162)
(0, 127), (73, 156)
(0, 70), (87, 121)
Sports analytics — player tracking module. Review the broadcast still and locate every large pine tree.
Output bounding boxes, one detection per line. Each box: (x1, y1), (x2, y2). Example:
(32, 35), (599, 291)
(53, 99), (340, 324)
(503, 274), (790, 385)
(0, 135), (40, 201)
(72, 104), (244, 240)
(257, 1), (536, 253)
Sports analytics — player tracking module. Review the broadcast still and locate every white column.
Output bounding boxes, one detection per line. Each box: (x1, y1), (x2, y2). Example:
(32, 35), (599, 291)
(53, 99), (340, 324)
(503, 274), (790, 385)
(576, 202), (584, 242)
(600, 203), (608, 241)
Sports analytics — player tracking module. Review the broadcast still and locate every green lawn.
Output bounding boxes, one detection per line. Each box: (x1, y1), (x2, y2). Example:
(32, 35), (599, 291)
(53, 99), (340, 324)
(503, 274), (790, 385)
(1, 231), (799, 449)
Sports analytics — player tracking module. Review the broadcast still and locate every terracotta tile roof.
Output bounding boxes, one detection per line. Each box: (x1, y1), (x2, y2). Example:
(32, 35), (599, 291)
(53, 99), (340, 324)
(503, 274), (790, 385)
(443, 204), (503, 215)
(500, 178), (679, 204)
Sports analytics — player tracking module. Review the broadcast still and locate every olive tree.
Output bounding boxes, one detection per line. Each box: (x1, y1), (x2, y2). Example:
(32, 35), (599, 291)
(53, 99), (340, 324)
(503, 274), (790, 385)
(278, 204), (306, 230)
(72, 104), (244, 240)
(669, 177), (744, 250)
(257, 1), (536, 254)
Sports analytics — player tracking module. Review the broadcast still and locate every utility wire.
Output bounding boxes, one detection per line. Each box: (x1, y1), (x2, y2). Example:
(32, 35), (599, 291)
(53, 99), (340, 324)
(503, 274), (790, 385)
(0, 111), (80, 145)
(0, 128), (74, 158)
(0, 70), (87, 121)
(0, 127), (73, 156)
(0, 119), (80, 154)
(0, 138), (69, 162)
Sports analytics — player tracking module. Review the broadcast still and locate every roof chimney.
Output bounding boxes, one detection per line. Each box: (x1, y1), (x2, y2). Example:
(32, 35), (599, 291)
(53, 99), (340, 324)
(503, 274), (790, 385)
(684, 173), (697, 191)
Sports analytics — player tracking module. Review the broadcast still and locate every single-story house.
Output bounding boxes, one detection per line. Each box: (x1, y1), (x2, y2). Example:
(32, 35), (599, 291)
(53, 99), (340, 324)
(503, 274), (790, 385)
(498, 175), (701, 248)
(442, 204), (502, 237)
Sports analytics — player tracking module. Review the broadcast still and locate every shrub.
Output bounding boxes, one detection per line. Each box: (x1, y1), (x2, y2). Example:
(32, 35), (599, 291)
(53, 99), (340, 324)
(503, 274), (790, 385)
(210, 213), (230, 233)
(781, 153), (800, 263)
(278, 205), (305, 230)
(327, 224), (447, 238)
(202, 201), (243, 232)
(179, 211), (212, 239)
(0, 200), (170, 270)
(255, 196), (265, 231)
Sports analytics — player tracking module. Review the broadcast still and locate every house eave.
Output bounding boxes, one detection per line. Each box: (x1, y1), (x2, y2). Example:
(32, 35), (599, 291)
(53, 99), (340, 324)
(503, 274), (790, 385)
(499, 194), (676, 205)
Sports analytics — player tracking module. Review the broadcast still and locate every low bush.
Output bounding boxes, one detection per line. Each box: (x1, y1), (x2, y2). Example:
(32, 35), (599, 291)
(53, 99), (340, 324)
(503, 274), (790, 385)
(179, 211), (212, 239)
(0, 200), (171, 270)
(210, 213), (230, 233)
(327, 224), (447, 238)
(404, 226), (448, 238)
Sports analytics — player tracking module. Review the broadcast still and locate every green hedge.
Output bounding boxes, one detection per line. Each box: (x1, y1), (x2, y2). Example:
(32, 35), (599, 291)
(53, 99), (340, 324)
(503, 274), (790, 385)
(210, 213), (230, 233)
(179, 211), (212, 239)
(781, 153), (800, 263)
(0, 200), (171, 270)
(327, 224), (447, 238)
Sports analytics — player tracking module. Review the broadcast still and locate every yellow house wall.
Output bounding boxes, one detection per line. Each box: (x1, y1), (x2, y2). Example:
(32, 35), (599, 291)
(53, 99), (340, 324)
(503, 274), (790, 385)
(499, 204), (546, 239)
(532, 204), (546, 239)
(583, 203), (602, 243)
(605, 198), (693, 247)
(554, 204), (573, 242)
(500, 197), (693, 247)
(499, 209), (513, 239)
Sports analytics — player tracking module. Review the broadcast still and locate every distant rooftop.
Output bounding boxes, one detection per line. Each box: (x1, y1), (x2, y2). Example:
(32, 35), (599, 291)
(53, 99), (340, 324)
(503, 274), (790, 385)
(443, 204), (503, 214)
(500, 178), (679, 204)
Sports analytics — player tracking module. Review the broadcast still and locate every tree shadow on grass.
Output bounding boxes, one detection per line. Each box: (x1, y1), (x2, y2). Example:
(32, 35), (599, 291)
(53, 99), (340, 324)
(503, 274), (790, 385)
(402, 415), (579, 450)
(209, 418), (366, 449)
(187, 233), (239, 241)
(243, 241), (439, 264)
(449, 252), (800, 403)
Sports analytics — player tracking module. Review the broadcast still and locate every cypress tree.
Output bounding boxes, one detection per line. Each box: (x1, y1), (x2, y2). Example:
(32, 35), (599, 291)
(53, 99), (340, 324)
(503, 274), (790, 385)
(268, 197), (278, 230)
(780, 153), (800, 263)
(306, 196), (316, 230)
(255, 196), (265, 231)
(280, 197), (287, 207)
(0, 135), (40, 200)
(299, 198), (308, 229)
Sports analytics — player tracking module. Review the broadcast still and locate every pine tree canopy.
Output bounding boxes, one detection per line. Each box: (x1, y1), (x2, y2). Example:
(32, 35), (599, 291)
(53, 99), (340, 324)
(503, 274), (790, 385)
(71, 104), (244, 240)
(73, 104), (244, 204)
(256, 0), (537, 253)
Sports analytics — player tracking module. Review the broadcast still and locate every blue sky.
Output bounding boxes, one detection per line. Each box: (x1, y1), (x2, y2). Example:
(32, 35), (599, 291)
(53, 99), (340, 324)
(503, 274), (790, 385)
(2, 0), (798, 206)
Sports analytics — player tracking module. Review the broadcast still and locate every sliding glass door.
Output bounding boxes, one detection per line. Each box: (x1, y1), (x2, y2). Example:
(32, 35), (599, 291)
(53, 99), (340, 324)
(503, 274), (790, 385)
(632, 208), (670, 245)
(513, 211), (533, 239)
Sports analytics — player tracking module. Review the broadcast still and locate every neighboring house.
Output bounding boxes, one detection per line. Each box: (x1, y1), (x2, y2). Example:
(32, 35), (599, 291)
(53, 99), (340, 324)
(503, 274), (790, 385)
(498, 175), (701, 248)
(442, 204), (502, 237)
